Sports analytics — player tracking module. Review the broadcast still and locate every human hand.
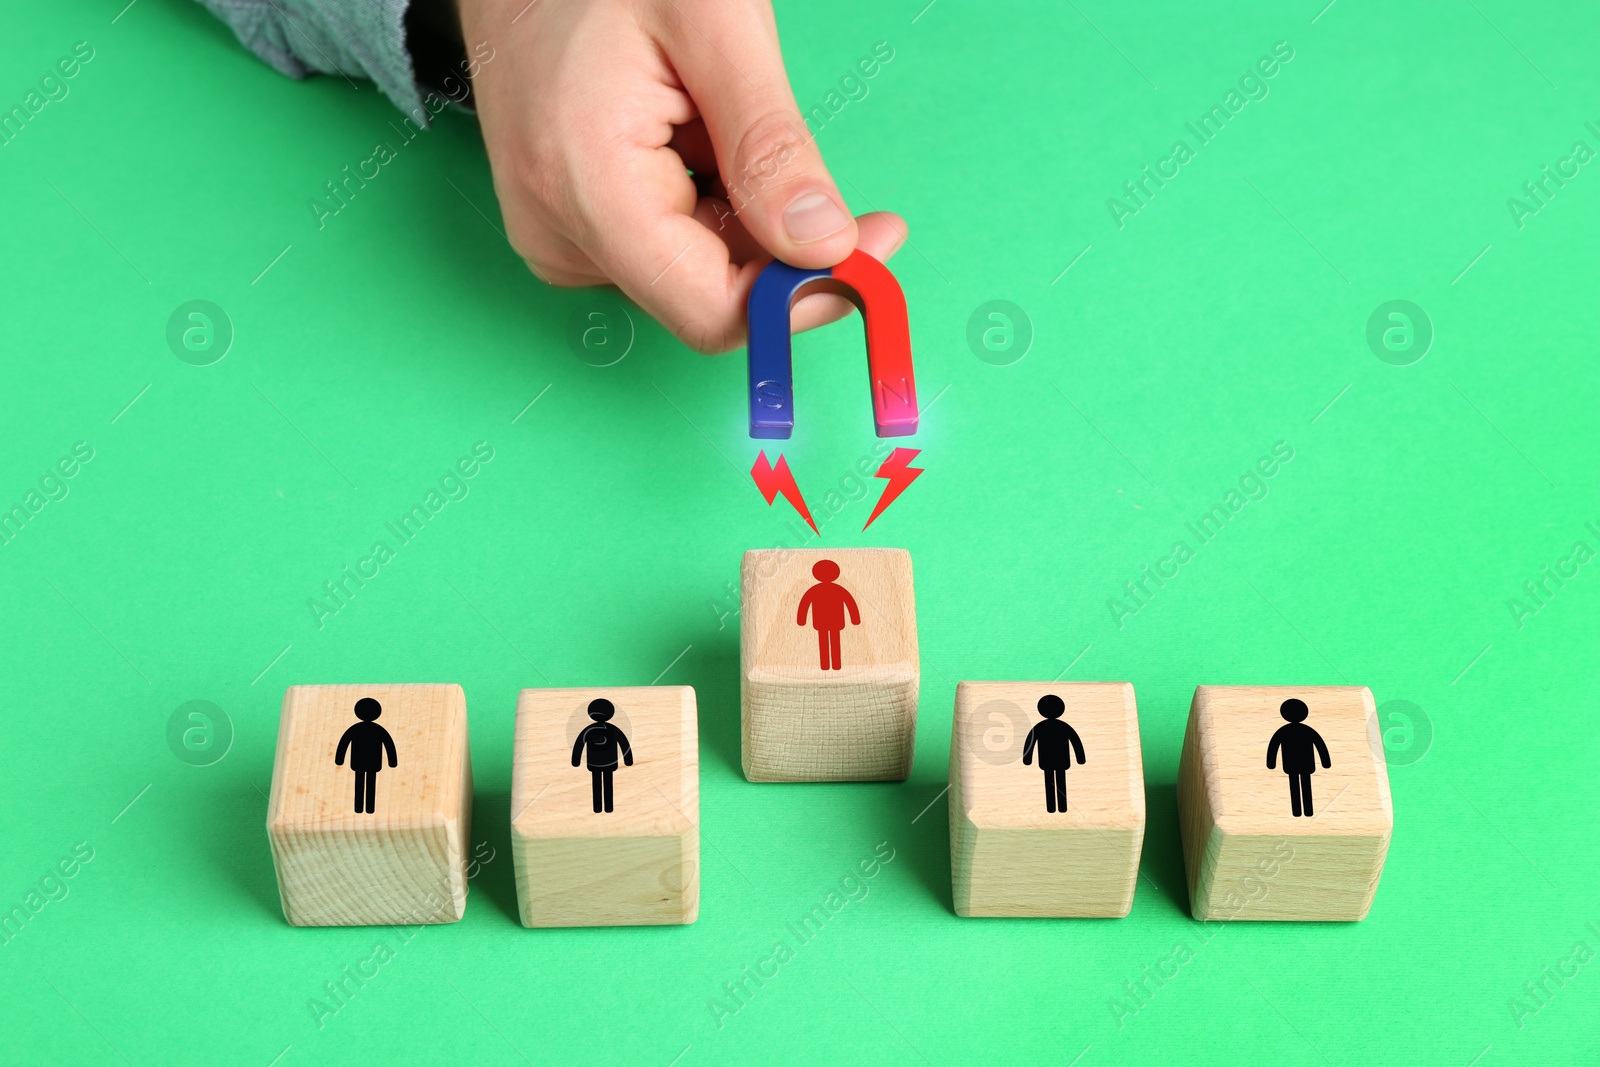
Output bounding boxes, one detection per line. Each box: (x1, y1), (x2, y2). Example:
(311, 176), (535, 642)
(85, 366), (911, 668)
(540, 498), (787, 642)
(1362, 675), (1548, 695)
(455, 0), (907, 353)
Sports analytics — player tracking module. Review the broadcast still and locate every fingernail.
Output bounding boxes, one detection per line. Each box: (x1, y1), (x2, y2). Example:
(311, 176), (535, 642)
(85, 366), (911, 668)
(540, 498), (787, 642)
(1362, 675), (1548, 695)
(783, 192), (850, 244)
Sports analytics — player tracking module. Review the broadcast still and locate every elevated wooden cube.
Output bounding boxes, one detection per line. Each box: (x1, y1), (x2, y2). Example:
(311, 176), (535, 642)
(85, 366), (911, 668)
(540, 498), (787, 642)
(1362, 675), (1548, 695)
(740, 548), (919, 782)
(1178, 684), (1393, 922)
(511, 686), (699, 927)
(949, 681), (1145, 917)
(267, 683), (471, 927)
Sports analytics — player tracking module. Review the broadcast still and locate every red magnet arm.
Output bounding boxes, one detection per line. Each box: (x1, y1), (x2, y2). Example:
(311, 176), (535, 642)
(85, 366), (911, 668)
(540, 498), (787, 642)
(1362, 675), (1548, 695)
(831, 250), (919, 437)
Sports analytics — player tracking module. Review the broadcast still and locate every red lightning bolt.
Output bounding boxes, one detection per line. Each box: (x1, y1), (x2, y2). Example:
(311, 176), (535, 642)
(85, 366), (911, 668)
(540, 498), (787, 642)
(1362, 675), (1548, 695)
(863, 447), (924, 529)
(751, 451), (818, 534)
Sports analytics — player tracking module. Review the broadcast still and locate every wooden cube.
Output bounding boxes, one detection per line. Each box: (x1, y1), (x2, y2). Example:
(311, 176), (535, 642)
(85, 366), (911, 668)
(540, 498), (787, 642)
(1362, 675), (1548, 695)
(740, 547), (919, 782)
(267, 684), (471, 927)
(511, 686), (699, 927)
(948, 681), (1145, 917)
(1178, 685), (1393, 922)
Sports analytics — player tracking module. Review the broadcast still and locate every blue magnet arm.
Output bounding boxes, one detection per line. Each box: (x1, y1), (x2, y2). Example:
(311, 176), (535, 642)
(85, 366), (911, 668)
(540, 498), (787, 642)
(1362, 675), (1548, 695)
(747, 260), (831, 439)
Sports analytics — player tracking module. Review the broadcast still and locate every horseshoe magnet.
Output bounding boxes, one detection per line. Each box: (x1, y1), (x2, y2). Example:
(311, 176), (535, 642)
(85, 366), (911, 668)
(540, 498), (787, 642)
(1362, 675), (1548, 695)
(746, 249), (918, 439)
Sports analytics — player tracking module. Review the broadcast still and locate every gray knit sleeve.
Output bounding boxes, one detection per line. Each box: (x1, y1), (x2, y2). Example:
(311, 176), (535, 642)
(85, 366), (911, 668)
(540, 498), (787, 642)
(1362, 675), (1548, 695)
(194, 0), (434, 123)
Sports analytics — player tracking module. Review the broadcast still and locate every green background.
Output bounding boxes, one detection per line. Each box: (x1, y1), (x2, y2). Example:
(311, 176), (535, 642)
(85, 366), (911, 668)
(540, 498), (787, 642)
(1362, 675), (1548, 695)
(1, 0), (1596, 1063)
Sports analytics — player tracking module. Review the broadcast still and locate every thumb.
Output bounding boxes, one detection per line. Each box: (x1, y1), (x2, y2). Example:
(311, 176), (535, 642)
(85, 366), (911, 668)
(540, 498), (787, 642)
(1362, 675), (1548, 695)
(660, 3), (857, 269)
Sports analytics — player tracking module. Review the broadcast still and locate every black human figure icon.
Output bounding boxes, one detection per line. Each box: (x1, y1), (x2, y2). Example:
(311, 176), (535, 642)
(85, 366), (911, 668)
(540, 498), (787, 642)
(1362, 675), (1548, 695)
(334, 697), (397, 814)
(571, 698), (634, 813)
(1021, 694), (1086, 813)
(1266, 697), (1332, 817)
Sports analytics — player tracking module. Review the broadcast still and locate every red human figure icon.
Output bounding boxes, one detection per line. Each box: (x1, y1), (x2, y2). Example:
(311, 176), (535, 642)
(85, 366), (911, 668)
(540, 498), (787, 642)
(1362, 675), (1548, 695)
(795, 560), (861, 670)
